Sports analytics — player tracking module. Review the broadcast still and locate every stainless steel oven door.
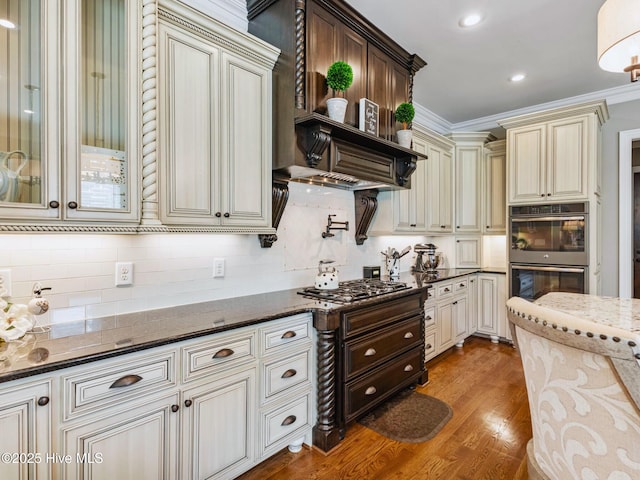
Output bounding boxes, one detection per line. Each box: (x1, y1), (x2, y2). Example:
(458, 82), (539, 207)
(510, 214), (588, 265)
(510, 264), (588, 300)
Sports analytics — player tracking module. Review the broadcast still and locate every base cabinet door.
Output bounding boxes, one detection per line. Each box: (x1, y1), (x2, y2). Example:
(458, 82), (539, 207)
(181, 368), (256, 480)
(437, 302), (454, 351)
(61, 393), (180, 480)
(453, 296), (468, 343)
(476, 273), (507, 342)
(0, 380), (51, 480)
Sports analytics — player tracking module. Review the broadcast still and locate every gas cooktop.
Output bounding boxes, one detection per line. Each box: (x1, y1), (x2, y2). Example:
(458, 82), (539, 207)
(297, 278), (410, 304)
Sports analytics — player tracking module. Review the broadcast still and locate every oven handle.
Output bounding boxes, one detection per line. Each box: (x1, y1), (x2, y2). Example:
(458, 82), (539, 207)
(511, 265), (585, 274)
(511, 216), (585, 223)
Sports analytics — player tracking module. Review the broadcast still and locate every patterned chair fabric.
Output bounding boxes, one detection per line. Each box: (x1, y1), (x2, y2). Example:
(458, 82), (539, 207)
(506, 296), (640, 480)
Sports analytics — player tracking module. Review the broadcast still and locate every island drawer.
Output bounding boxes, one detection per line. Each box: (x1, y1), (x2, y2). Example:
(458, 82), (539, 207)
(343, 348), (422, 422)
(343, 316), (422, 380)
(341, 291), (423, 338)
(62, 350), (176, 420)
(261, 350), (311, 402)
(259, 313), (312, 356)
(182, 330), (256, 382)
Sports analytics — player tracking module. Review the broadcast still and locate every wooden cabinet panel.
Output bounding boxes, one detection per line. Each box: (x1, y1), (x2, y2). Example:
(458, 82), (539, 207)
(367, 44), (392, 139)
(307, 4), (340, 114)
(484, 140), (507, 233)
(455, 146), (483, 233)
(342, 28), (368, 126)
(508, 125), (546, 203)
(547, 116), (589, 199)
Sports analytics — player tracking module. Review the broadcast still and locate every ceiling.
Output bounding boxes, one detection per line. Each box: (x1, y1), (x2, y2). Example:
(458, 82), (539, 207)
(345, 0), (636, 129)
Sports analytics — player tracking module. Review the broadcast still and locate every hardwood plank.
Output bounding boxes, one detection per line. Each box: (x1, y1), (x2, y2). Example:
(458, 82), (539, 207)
(238, 336), (531, 480)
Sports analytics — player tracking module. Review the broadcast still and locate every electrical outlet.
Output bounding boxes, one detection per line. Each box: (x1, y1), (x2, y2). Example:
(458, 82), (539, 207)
(0, 269), (12, 296)
(213, 258), (225, 278)
(115, 262), (133, 286)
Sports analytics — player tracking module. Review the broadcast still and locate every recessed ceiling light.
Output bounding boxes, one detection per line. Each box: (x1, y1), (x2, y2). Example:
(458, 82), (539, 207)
(459, 13), (483, 28)
(0, 19), (16, 29)
(510, 73), (526, 82)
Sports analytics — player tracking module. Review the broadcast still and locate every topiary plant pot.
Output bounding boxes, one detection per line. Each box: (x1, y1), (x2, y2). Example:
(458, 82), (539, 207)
(396, 129), (412, 148)
(327, 98), (348, 123)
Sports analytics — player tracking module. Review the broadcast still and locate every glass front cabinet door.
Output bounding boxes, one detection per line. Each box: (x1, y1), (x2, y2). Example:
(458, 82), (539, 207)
(0, 0), (140, 225)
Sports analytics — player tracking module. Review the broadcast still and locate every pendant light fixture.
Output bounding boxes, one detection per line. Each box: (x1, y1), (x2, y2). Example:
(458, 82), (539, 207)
(597, 0), (640, 81)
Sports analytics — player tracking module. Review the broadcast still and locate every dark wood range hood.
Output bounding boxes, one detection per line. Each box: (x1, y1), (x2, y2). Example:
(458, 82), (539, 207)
(248, 0), (426, 245)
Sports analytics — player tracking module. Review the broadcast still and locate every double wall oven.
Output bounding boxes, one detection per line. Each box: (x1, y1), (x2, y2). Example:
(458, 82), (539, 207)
(509, 202), (589, 300)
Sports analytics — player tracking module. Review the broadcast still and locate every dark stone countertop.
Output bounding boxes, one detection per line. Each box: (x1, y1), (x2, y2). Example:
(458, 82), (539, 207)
(0, 267), (505, 383)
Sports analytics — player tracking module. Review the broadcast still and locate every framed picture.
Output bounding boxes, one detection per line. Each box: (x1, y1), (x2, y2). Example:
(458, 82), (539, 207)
(359, 98), (379, 136)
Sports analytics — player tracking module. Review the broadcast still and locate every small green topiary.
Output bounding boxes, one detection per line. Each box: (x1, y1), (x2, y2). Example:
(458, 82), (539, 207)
(326, 61), (354, 96)
(395, 102), (415, 129)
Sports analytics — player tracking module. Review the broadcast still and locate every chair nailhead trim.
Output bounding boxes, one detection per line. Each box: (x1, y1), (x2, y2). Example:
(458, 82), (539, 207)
(575, 329), (581, 335)
(600, 334), (607, 340)
(562, 327), (568, 332)
(629, 341), (637, 347)
(586, 332), (594, 338)
(613, 337), (621, 342)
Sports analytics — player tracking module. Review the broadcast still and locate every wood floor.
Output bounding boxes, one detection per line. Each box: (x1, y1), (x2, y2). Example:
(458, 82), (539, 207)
(238, 336), (532, 480)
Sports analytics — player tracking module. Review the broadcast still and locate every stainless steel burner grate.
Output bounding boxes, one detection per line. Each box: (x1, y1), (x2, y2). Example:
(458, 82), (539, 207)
(297, 279), (410, 303)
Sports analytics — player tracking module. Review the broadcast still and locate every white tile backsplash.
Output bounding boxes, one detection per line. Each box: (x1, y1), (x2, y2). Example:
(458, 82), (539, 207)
(0, 182), (506, 325)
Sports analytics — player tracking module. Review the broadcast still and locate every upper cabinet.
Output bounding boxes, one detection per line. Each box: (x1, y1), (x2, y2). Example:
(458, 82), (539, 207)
(499, 101), (609, 205)
(156, 3), (279, 232)
(0, 0), (141, 229)
(483, 139), (506, 233)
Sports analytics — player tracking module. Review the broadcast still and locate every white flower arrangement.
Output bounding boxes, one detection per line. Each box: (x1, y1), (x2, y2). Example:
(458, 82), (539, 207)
(0, 286), (36, 343)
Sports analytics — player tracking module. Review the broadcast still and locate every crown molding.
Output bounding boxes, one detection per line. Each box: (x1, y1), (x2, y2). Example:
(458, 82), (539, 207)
(413, 103), (452, 135)
(420, 83), (640, 134)
(180, 0), (248, 32)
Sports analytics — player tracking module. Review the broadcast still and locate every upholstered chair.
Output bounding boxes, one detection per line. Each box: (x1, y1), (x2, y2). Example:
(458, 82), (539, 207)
(506, 296), (640, 480)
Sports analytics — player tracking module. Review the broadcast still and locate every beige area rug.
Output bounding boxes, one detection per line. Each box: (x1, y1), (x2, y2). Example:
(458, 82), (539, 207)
(358, 389), (453, 443)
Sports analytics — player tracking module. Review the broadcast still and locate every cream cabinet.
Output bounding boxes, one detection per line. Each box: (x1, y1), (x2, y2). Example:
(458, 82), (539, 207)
(483, 140), (506, 233)
(475, 273), (507, 343)
(0, 313), (314, 479)
(455, 237), (481, 268)
(500, 101), (608, 205)
(0, 379), (52, 480)
(0, 0), (141, 227)
(157, 3), (279, 232)
(369, 126), (453, 235)
(449, 133), (493, 234)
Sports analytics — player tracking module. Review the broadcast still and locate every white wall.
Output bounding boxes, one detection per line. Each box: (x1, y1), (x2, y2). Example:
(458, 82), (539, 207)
(599, 99), (640, 296)
(0, 183), (442, 327)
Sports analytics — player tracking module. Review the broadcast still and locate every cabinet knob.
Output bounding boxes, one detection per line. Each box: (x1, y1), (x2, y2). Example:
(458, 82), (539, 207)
(37, 396), (50, 406)
(281, 368), (297, 379)
(49, 200), (60, 209)
(486, 225), (490, 229)
(444, 287), (450, 292)
(212, 348), (234, 359)
(184, 399), (193, 408)
(281, 415), (297, 426)
(547, 193), (551, 196)
(540, 194), (545, 197)
(223, 212), (230, 218)
(426, 343), (433, 349)
(403, 332), (414, 339)
(364, 348), (377, 357)
(460, 283), (465, 288)
(171, 404), (179, 413)
(456, 225), (460, 228)
(67, 201), (78, 209)
(215, 212), (222, 217)
(453, 301), (458, 305)
(425, 315), (432, 321)
(440, 225), (445, 229)
(365, 386), (377, 396)
(410, 224), (416, 227)
(404, 364), (414, 372)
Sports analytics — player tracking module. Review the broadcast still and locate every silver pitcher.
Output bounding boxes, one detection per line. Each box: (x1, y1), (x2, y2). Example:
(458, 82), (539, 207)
(0, 150), (28, 202)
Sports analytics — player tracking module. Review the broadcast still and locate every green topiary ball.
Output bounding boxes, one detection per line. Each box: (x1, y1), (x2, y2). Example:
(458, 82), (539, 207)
(395, 102), (415, 128)
(326, 61), (354, 94)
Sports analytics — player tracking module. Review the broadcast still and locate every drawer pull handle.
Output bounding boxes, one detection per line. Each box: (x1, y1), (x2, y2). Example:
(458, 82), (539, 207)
(426, 343), (433, 349)
(281, 330), (297, 339)
(460, 283), (465, 288)
(365, 386), (377, 395)
(364, 348), (377, 357)
(281, 369), (297, 379)
(453, 301), (458, 305)
(110, 374), (143, 389)
(444, 287), (450, 292)
(281, 415), (297, 426)
(404, 332), (414, 339)
(212, 348), (234, 359)
(404, 364), (414, 372)
(425, 316), (432, 321)
(38, 396), (49, 406)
